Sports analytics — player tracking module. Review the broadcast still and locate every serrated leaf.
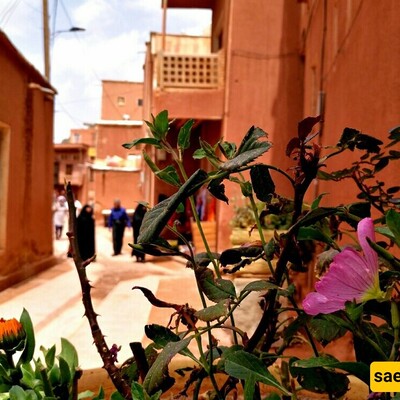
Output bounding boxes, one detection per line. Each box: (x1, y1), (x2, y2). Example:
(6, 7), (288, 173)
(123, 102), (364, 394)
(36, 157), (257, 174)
(225, 350), (291, 395)
(250, 165), (275, 201)
(220, 126), (271, 171)
(138, 169), (208, 243)
(221, 145), (271, 172)
(123, 137), (161, 149)
(219, 141), (236, 159)
(240, 280), (279, 295)
(195, 300), (228, 322)
(143, 338), (192, 395)
(195, 267), (236, 302)
(236, 126), (268, 154)
(177, 119), (194, 151)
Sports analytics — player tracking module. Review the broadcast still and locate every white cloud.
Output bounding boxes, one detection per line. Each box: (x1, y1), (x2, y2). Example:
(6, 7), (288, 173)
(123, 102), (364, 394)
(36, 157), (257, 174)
(1, 0), (211, 142)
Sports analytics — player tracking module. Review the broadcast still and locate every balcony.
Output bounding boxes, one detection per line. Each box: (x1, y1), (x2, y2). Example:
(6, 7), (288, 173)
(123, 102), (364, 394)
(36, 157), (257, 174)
(158, 53), (221, 89)
(152, 51), (224, 120)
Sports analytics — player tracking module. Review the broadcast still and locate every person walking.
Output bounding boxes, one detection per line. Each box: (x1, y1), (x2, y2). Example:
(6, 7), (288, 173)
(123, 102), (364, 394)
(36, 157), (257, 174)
(131, 203), (147, 262)
(108, 199), (131, 256)
(77, 204), (96, 261)
(53, 196), (68, 240)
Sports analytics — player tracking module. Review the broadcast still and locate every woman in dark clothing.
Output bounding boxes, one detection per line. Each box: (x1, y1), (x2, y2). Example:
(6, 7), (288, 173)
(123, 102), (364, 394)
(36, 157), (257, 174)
(131, 203), (147, 262)
(77, 204), (96, 261)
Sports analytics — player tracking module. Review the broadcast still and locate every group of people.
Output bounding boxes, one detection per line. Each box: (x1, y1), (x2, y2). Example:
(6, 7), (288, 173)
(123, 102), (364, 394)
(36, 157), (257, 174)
(108, 199), (146, 262)
(53, 193), (146, 263)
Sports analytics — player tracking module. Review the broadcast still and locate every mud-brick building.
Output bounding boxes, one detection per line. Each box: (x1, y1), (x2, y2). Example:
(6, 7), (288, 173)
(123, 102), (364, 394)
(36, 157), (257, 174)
(0, 31), (56, 289)
(143, 0), (400, 251)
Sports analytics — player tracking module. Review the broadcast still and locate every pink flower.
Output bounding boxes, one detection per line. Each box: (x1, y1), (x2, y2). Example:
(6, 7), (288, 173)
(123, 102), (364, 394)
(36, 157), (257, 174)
(303, 218), (386, 315)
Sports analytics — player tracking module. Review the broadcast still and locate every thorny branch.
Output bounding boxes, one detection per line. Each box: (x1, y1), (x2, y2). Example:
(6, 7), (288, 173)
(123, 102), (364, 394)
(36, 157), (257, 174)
(65, 182), (132, 399)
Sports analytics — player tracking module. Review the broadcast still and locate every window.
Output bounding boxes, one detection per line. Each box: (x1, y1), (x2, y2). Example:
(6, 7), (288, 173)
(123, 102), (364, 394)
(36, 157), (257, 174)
(0, 124), (10, 251)
(66, 164), (73, 175)
(137, 98), (143, 106)
(117, 96), (126, 106)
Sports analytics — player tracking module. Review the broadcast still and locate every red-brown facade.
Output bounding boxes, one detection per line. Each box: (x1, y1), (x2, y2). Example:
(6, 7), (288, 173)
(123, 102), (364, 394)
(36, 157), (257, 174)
(0, 31), (55, 288)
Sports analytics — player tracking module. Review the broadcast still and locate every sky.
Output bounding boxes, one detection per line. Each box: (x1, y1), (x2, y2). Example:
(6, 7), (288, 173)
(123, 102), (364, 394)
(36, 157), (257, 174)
(0, 0), (211, 142)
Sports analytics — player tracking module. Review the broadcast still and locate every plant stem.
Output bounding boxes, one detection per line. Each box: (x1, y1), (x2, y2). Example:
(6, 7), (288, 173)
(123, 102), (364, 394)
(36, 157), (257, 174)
(65, 183), (132, 399)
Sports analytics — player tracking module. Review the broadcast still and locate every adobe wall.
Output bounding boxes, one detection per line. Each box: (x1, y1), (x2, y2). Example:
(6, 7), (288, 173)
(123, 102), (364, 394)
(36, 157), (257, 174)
(302, 1), (400, 210)
(0, 36), (54, 288)
(96, 125), (143, 159)
(217, 0), (304, 250)
(101, 81), (143, 121)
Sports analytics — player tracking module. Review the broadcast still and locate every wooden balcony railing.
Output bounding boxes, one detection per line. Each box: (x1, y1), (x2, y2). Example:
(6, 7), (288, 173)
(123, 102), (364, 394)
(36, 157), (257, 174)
(158, 53), (222, 89)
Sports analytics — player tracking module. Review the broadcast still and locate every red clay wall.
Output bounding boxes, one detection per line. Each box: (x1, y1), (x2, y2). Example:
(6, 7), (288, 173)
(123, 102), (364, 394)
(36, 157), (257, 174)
(302, 1), (400, 209)
(0, 33), (54, 288)
(217, 0), (304, 250)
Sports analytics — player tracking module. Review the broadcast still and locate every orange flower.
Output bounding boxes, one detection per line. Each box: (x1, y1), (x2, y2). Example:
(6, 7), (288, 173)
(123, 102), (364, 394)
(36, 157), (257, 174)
(0, 318), (26, 352)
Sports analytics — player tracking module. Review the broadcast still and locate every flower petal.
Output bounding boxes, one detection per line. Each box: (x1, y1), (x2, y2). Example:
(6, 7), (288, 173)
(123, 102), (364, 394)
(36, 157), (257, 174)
(357, 218), (378, 275)
(302, 292), (345, 315)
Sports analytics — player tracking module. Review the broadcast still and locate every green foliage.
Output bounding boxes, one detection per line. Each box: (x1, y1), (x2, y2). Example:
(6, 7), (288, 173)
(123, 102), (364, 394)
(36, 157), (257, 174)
(70, 109), (400, 399)
(0, 310), (83, 400)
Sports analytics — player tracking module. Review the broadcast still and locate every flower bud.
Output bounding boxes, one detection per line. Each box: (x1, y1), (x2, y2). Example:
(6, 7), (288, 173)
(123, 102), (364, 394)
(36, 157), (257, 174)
(0, 318), (26, 352)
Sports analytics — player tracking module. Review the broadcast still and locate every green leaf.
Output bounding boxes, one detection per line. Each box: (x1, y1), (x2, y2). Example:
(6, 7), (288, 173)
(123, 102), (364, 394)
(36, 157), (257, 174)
(138, 169), (208, 243)
(236, 126), (269, 154)
(225, 350), (291, 395)
(110, 391), (126, 400)
(308, 317), (346, 346)
(17, 309), (35, 367)
(297, 226), (335, 246)
(218, 141), (236, 159)
(240, 280), (279, 295)
(143, 338), (192, 395)
(195, 300), (229, 322)
(177, 119), (194, 151)
(153, 110), (169, 139)
(155, 165), (181, 187)
(59, 338), (79, 374)
(291, 355), (369, 385)
(131, 382), (147, 400)
(220, 126), (271, 171)
(250, 165), (275, 202)
(58, 356), (71, 386)
(386, 209), (400, 247)
(144, 325), (195, 359)
(142, 151), (160, 175)
(195, 267), (236, 302)
(291, 207), (337, 231)
(122, 137), (161, 149)
(43, 345), (56, 369)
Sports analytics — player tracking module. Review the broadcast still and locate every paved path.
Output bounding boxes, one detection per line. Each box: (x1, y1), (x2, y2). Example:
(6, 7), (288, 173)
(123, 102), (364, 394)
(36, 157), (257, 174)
(0, 226), (199, 369)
